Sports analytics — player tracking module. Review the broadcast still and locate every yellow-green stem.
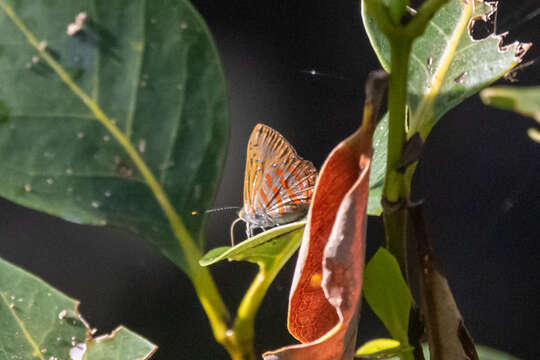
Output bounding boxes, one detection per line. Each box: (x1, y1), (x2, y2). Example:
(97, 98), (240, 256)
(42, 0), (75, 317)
(232, 234), (301, 359)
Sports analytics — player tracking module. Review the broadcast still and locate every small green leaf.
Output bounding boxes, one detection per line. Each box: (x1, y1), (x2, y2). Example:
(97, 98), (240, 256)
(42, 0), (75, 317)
(355, 338), (413, 359)
(368, 113), (388, 216)
(0, 0), (229, 273)
(363, 248), (412, 344)
(362, 0), (529, 138)
(200, 221), (305, 267)
(0, 256), (155, 359)
(480, 86), (540, 142)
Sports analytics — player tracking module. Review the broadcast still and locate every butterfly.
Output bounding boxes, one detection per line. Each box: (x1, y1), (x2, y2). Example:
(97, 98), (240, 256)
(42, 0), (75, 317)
(233, 124), (317, 242)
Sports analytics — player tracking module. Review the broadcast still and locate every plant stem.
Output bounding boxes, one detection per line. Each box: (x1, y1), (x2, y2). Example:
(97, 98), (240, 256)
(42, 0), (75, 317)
(231, 233), (301, 359)
(382, 36), (412, 276)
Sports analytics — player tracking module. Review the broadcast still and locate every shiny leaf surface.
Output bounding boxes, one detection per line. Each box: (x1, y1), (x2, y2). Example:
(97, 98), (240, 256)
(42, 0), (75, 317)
(0, 0), (229, 273)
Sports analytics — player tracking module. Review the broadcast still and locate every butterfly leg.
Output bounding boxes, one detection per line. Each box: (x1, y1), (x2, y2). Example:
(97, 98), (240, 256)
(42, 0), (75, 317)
(246, 223), (253, 238)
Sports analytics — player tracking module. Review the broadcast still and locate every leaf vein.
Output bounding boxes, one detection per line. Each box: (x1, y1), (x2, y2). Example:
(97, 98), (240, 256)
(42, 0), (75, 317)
(124, 1), (147, 140)
(0, 292), (46, 360)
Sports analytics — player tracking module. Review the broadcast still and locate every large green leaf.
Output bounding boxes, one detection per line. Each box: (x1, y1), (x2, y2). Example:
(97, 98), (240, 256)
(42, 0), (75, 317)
(480, 86), (540, 142)
(363, 248), (412, 345)
(0, 257), (156, 360)
(0, 0), (229, 272)
(362, 0), (528, 139)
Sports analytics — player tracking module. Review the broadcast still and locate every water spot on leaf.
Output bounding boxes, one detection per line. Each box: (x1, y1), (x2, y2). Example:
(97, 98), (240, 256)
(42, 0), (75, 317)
(58, 310), (68, 320)
(38, 41), (48, 51)
(69, 343), (86, 360)
(67, 12), (87, 36)
(138, 139), (146, 153)
(43, 151), (54, 159)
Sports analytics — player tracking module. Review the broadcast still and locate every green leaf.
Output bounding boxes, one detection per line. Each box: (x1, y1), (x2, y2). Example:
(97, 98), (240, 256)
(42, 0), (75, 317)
(363, 248), (412, 345)
(362, 0), (529, 138)
(0, 0), (229, 273)
(200, 220), (305, 267)
(0, 256), (156, 360)
(480, 86), (540, 142)
(355, 338), (413, 359)
(368, 113), (388, 216)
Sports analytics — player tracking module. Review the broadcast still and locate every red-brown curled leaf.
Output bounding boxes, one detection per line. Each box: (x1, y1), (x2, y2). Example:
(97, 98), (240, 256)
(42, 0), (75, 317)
(263, 124), (372, 360)
(263, 71), (387, 360)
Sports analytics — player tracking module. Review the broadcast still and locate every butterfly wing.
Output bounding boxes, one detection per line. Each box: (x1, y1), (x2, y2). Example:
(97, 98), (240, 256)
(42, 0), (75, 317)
(243, 124), (317, 228)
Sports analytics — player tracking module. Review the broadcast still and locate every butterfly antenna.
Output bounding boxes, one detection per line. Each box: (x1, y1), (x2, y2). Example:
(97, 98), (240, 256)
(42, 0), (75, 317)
(191, 206), (241, 216)
(229, 217), (243, 247)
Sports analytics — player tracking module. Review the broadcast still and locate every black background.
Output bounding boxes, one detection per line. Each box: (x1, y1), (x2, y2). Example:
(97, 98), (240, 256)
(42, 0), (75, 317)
(0, 0), (539, 359)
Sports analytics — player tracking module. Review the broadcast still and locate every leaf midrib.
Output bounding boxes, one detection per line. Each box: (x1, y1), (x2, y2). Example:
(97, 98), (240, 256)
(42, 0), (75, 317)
(409, 2), (473, 137)
(0, 292), (46, 360)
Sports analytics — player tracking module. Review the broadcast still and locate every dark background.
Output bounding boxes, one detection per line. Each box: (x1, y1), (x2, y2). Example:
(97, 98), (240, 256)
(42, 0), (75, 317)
(1, 0), (539, 359)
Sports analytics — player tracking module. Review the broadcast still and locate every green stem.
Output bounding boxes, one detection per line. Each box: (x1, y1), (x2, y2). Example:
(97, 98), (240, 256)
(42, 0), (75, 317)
(382, 36), (411, 280)
(231, 236), (301, 359)
(383, 37), (412, 203)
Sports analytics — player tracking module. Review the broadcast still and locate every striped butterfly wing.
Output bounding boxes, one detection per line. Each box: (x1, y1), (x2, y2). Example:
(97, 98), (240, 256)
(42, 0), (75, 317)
(243, 124), (317, 227)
